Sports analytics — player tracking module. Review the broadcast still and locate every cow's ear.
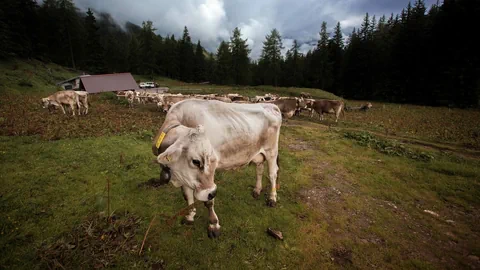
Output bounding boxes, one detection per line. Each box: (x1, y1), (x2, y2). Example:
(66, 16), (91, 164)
(156, 143), (182, 165)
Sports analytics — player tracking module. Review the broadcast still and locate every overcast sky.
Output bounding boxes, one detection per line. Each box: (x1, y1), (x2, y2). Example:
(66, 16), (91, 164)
(73, 0), (438, 59)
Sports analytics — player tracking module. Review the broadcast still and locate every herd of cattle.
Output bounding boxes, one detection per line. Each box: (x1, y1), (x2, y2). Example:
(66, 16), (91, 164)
(116, 90), (357, 122)
(41, 89), (372, 123)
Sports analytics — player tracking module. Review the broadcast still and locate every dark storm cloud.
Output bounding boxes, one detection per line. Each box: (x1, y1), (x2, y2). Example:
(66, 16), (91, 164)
(72, 0), (438, 58)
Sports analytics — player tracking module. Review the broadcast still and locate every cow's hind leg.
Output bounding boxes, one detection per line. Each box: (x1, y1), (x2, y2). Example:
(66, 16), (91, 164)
(252, 153), (265, 199)
(60, 104), (67, 115)
(205, 199), (220, 238)
(266, 151), (279, 207)
(181, 187), (196, 225)
(69, 102), (76, 116)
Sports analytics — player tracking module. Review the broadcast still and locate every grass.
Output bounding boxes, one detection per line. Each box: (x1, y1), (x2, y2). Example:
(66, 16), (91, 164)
(1, 59), (480, 269)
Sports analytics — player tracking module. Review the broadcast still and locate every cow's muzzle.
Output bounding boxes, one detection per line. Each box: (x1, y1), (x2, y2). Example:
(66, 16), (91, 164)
(195, 185), (217, 201)
(159, 166), (171, 184)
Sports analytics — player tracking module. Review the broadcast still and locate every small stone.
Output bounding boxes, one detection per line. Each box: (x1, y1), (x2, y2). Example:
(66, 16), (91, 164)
(267, 228), (283, 240)
(446, 220), (455, 224)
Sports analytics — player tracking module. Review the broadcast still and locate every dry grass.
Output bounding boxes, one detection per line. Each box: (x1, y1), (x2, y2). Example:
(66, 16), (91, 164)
(0, 93), (164, 141)
(338, 101), (480, 149)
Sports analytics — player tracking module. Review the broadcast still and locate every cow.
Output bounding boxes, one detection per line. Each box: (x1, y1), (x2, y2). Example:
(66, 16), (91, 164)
(125, 90), (136, 108)
(253, 96), (266, 103)
(310, 99), (345, 122)
(268, 97), (306, 121)
(151, 99), (282, 238)
(213, 96), (232, 103)
(41, 90), (80, 116)
(359, 102), (373, 112)
(300, 92), (312, 99)
(75, 91), (89, 115)
(230, 95), (250, 102)
(160, 94), (191, 112)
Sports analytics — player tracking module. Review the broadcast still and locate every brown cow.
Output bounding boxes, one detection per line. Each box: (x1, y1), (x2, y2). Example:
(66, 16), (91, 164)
(230, 95), (250, 102)
(41, 90), (80, 116)
(300, 92), (312, 98)
(269, 97), (306, 121)
(310, 99), (345, 122)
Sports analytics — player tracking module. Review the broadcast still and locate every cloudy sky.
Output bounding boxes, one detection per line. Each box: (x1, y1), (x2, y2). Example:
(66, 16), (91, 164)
(73, 0), (438, 59)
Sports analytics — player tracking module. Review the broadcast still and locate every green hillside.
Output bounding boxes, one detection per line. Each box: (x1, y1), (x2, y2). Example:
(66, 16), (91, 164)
(0, 59), (340, 101)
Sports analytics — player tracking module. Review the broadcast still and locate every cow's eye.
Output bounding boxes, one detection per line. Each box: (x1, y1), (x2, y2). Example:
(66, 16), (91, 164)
(192, 159), (201, 167)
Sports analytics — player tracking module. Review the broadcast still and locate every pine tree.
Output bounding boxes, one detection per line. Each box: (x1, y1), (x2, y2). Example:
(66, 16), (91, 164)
(138, 21), (158, 75)
(178, 26), (195, 82)
(329, 22), (344, 95)
(230, 27), (251, 85)
(193, 40), (206, 82)
(128, 34), (140, 74)
(84, 8), (105, 74)
(57, 0), (84, 69)
(315, 21), (333, 90)
(205, 52), (215, 83)
(164, 35), (179, 79)
(259, 29), (283, 86)
(284, 40), (304, 86)
(214, 41), (233, 85)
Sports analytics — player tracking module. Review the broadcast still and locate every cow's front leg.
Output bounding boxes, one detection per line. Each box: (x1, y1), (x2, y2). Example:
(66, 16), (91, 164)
(205, 199), (220, 238)
(181, 186), (196, 225)
(266, 152), (279, 207)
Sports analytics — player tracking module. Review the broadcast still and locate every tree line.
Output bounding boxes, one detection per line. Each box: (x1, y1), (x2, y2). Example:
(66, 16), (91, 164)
(1, 0), (478, 107)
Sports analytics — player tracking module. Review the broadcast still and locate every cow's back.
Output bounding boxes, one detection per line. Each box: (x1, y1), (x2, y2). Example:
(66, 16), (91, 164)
(168, 99), (281, 148)
(313, 99), (343, 113)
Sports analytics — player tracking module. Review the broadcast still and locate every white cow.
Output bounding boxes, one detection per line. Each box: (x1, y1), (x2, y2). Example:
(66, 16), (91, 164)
(125, 90), (136, 107)
(152, 99), (282, 238)
(41, 90), (80, 116)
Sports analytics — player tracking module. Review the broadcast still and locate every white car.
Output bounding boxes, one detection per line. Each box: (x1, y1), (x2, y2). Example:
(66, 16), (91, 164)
(139, 82), (155, 88)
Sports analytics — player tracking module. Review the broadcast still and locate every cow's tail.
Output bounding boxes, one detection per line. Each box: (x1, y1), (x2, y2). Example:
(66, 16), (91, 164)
(276, 154), (280, 190)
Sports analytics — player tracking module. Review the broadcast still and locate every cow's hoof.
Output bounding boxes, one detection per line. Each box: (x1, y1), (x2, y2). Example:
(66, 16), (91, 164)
(207, 225), (221, 239)
(252, 189), (261, 199)
(266, 199), (277, 207)
(181, 218), (194, 225)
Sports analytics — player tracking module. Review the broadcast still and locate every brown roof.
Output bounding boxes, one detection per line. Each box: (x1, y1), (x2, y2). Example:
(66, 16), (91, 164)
(80, 73), (138, 93)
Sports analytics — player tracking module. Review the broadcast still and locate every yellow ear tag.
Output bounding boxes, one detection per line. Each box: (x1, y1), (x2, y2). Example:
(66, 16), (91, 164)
(155, 132), (166, 149)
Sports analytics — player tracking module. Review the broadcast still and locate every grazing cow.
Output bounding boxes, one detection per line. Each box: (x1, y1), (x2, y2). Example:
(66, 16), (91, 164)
(75, 91), (89, 115)
(41, 90), (80, 116)
(125, 90), (136, 108)
(253, 96), (266, 103)
(160, 94), (191, 112)
(269, 97), (306, 120)
(310, 99), (345, 122)
(300, 92), (312, 99)
(359, 102), (373, 112)
(230, 95), (250, 102)
(213, 96), (232, 103)
(151, 99), (282, 238)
